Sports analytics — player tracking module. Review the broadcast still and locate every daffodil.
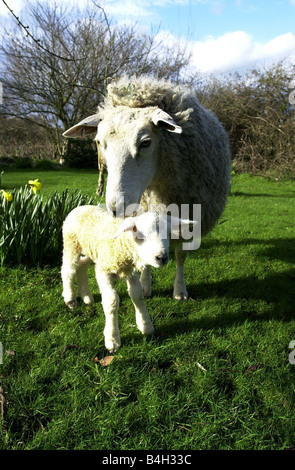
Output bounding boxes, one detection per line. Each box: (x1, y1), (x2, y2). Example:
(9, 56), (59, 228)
(1, 189), (13, 202)
(28, 178), (42, 195)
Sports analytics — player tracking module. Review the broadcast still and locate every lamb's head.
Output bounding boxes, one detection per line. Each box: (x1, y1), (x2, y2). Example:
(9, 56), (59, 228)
(114, 212), (171, 268)
(62, 106), (182, 216)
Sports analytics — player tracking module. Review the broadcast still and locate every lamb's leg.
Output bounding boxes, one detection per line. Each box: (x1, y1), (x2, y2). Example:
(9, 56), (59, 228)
(76, 256), (94, 305)
(173, 246), (188, 300)
(95, 267), (120, 353)
(140, 265), (152, 297)
(61, 253), (80, 309)
(127, 272), (154, 335)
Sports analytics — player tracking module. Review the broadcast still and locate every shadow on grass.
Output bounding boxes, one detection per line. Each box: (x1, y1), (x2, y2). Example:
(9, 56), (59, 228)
(230, 191), (295, 198)
(201, 236), (295, 259)
(131, 235), (295, 342)
(88, 235), (295, 350)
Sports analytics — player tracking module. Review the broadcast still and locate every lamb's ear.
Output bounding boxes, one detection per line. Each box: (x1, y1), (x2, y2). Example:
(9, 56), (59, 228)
(62, 114), (101, 138)
(152, 109), (182, 134)
(113, 218), (137, 239)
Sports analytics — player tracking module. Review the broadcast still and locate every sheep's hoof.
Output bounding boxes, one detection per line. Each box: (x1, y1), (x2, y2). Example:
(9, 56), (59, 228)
(139, 323), (155, 335)
(65, 300), (78, 309)
(142, 287), (152, 298)
(82, 294), (94, 305)
(173, 291), (189, 301)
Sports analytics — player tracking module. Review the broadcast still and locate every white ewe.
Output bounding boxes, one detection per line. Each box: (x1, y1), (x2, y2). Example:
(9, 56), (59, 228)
(61, 205), (188, 352)
(63, 75), (231, 300)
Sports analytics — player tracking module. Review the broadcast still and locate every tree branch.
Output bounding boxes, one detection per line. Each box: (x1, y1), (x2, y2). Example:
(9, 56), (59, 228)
(1, 0), (82, 62)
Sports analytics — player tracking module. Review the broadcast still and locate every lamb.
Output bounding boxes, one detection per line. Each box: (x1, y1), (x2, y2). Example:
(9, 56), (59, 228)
(61, 205), (182, 352)
(63, 75), (231, 301)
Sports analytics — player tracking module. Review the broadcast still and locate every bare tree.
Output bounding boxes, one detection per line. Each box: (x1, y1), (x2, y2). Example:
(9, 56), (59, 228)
(0, 1), (193, 158)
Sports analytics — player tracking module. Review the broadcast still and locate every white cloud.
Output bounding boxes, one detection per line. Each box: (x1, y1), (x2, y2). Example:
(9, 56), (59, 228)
(101, 0), (224, 21)
(102, 0), (153, 19)
(2, 0), (295, 74)
(190, 31), (295, 73)
(0, 0), (23, 16)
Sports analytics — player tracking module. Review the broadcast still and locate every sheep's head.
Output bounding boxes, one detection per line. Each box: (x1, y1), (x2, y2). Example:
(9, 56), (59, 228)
(114, 211), (170, 268)
(62, 106), (182, 216)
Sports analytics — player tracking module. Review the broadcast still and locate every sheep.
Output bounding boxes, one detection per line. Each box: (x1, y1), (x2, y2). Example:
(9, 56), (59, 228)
(61, 205), (187, 352)
(63, 75), (231, 300)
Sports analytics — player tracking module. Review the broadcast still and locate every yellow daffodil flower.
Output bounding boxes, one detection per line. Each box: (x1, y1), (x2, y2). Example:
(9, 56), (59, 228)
(1, 189), (13, 202)
(28, 178), (42, 194)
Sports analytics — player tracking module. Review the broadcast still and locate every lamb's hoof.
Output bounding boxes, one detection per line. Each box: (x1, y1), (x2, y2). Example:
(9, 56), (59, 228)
(105, 339), (121, 353)
(65, 299), (78, 309)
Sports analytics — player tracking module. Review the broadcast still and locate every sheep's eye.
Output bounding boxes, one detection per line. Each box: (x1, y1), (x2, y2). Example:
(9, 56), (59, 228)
(139, 139), (152, 149)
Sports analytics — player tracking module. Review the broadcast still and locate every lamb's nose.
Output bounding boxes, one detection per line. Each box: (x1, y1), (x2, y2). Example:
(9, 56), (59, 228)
(156, 254), (169, 265)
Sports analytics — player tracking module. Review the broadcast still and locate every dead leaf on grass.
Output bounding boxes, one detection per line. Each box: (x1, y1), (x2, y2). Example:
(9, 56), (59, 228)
(62, 344), (81, 354)
(0, 386), (7, 422)
(6, 350), (15, 357)
(94, 355), (114, 367)
(245, 364), (263, 374)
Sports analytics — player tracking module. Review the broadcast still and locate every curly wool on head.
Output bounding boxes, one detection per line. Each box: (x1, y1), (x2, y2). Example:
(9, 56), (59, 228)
(100, 75), (194, 130)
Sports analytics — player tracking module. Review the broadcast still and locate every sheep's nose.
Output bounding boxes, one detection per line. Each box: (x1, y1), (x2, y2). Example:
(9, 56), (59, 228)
(156, 254), (169, 265)
(107, 200), (125, 218)
(107, 204), (116, 217)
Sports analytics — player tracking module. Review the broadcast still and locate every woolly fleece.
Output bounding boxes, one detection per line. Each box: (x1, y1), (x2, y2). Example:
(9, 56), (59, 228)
(62, 205), (143, 278)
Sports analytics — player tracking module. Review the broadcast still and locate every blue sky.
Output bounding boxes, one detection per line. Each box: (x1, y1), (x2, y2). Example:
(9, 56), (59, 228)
(1, 0), (295, 74)
(139, 0), (295, 43)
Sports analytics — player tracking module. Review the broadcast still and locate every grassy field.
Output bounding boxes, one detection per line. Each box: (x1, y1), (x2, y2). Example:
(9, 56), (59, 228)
(0, 168), (294, 450)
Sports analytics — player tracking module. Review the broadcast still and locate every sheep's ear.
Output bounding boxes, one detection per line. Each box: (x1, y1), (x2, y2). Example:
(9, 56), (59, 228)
(62, 114), (101, 138)
(152, 109), (182, 134)
(113, 218), (136, 239)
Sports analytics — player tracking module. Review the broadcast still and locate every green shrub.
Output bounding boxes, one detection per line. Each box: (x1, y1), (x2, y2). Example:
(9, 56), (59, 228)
(33, 159), (59, 171)
(197, 62), (295, 177)
(0, 156), (15, 169)
(64, 139), (97, 168)
(0, 187), (94, 266)
(13, 157), (33, 169)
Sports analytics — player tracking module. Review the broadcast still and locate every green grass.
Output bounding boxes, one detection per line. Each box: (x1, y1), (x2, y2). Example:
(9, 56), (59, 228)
(1, 167), (100, 199)
(0, 169), (295, 450)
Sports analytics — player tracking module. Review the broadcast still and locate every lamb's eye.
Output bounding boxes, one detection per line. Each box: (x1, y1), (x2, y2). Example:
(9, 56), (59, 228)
(139, 139), (152, 149)
(134, 230), (146, 241)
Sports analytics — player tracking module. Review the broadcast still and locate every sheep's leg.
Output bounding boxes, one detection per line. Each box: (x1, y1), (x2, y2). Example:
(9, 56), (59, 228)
(77, 256), (94, 305)
(140, 265), (152, 297)
(127, 273), (154, 335)
(173, 246), (188, 300)
(61, 253), (80, 309)
(95, 268), (120, 353)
